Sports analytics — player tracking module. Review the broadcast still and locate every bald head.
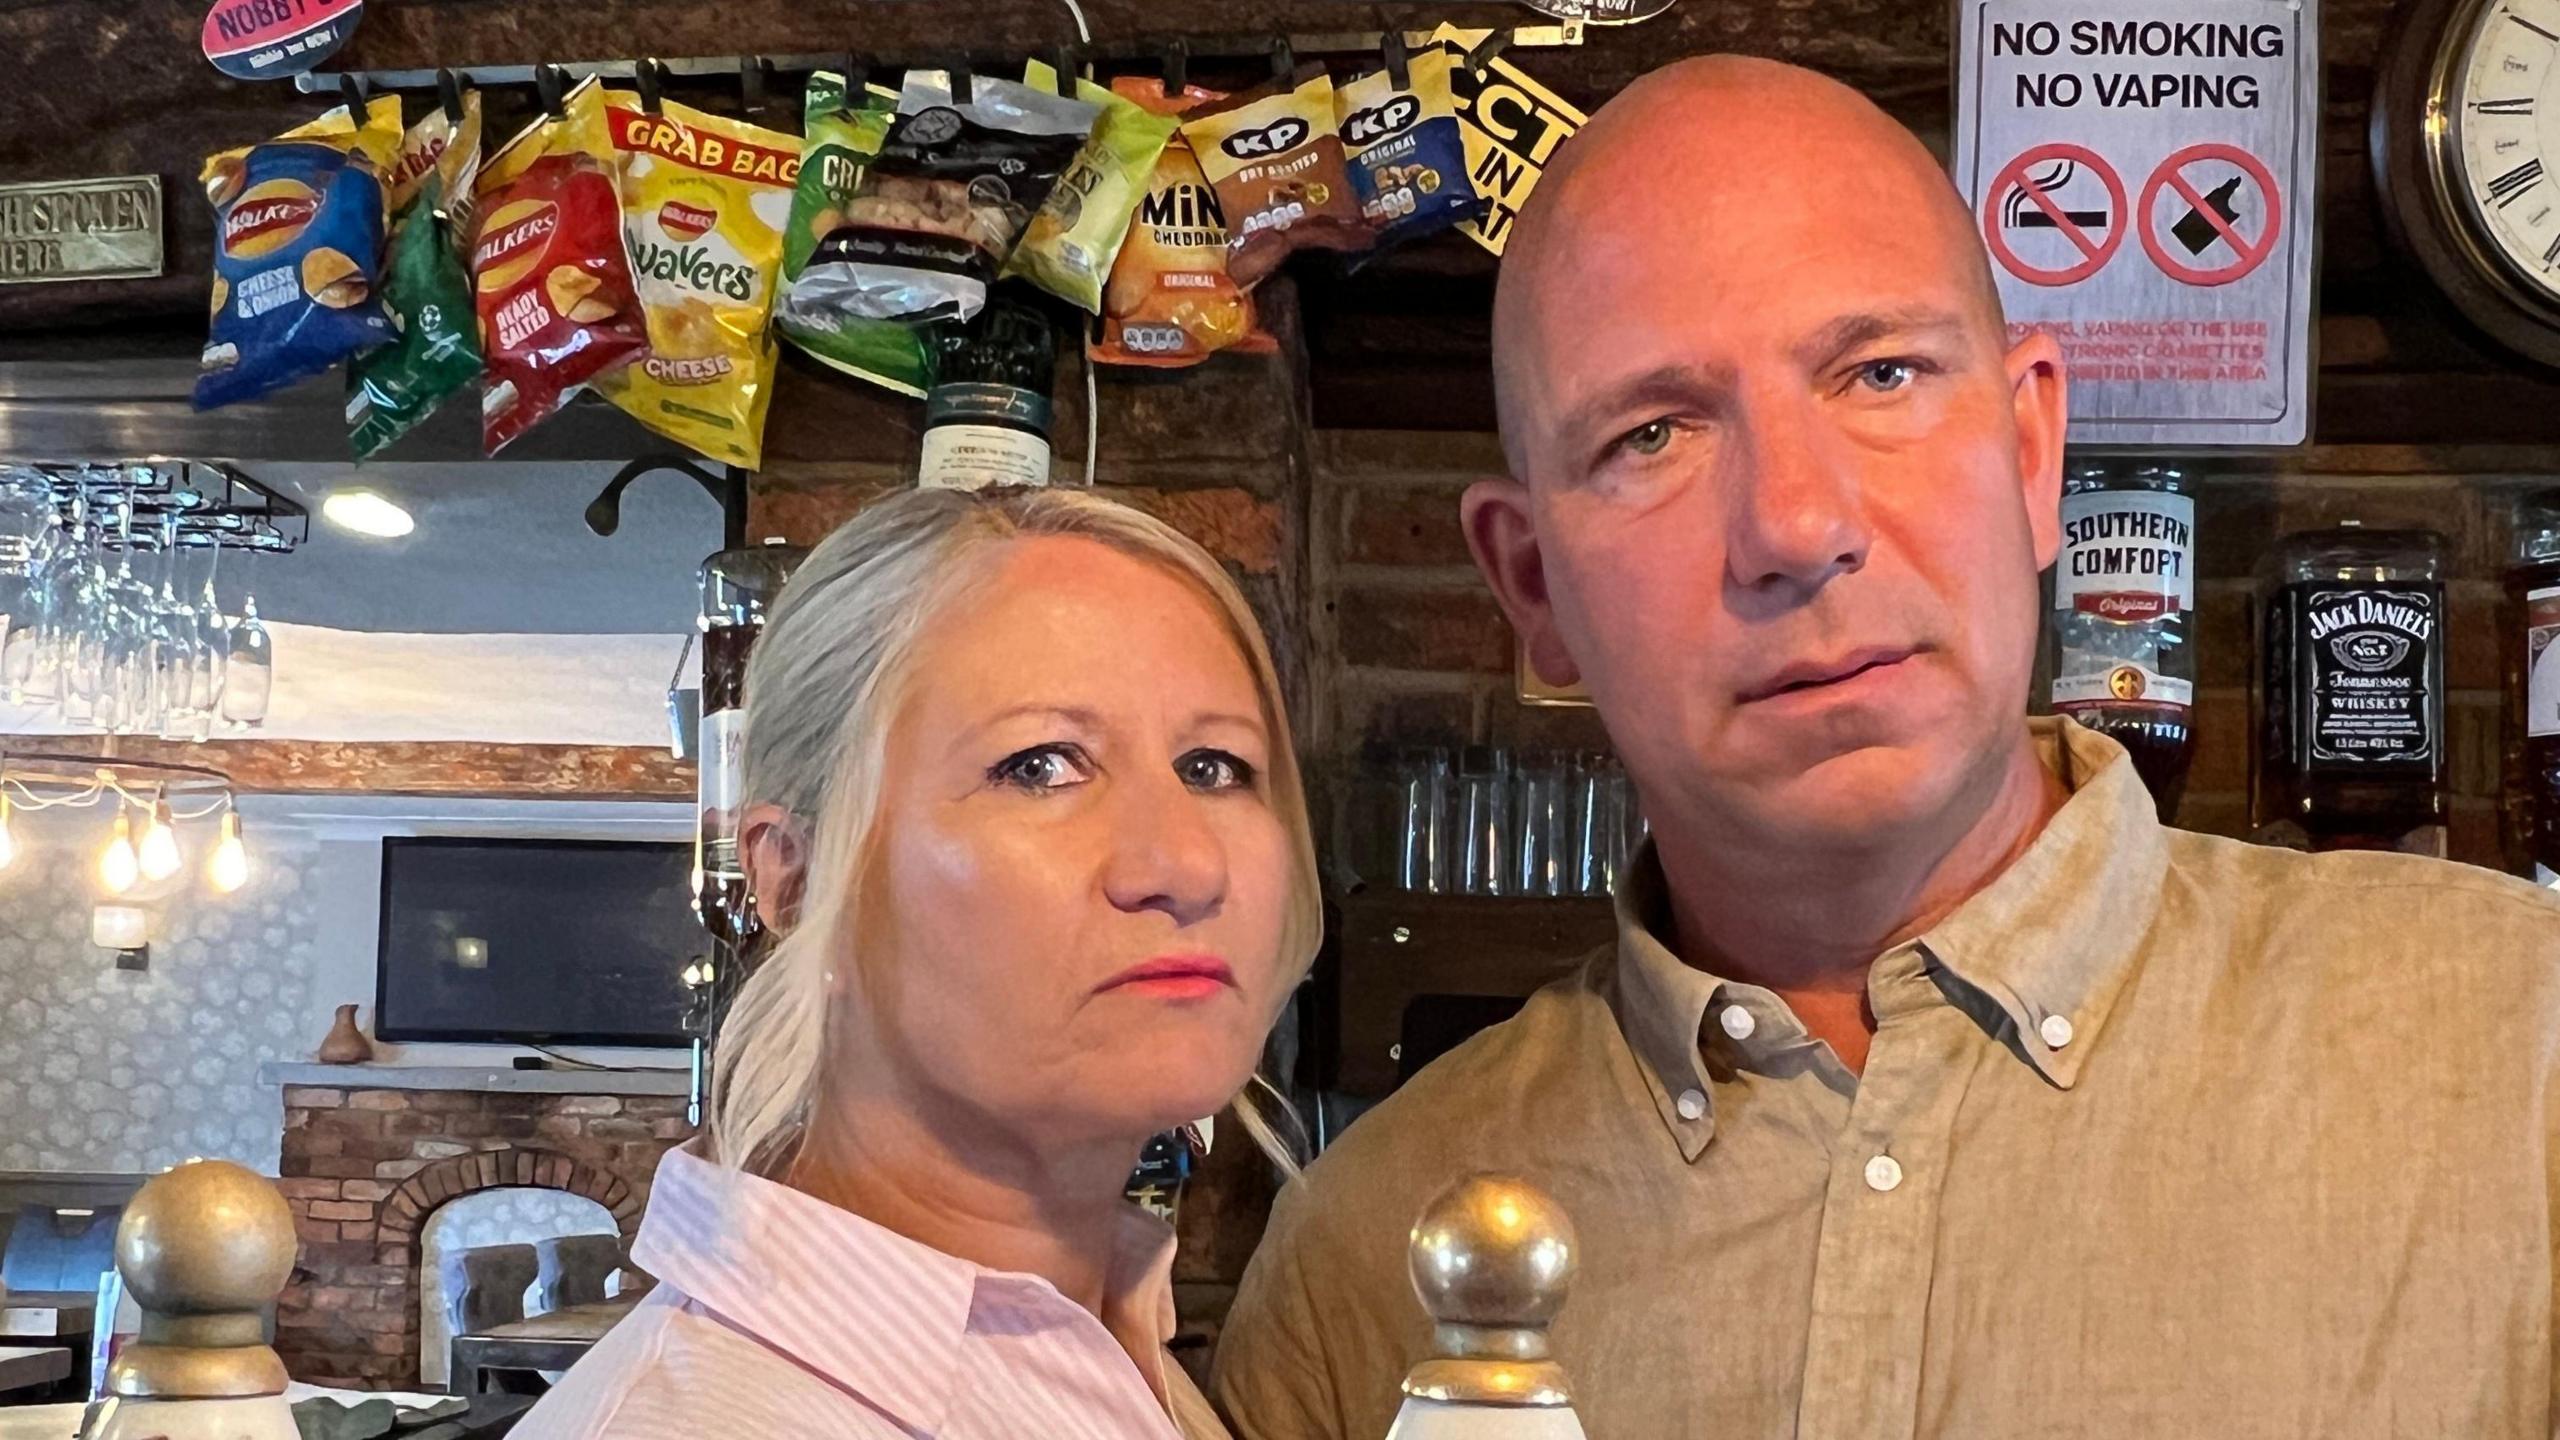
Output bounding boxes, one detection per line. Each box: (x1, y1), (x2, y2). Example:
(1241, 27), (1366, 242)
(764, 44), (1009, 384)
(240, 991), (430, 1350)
(1492, 56), (2002, 477)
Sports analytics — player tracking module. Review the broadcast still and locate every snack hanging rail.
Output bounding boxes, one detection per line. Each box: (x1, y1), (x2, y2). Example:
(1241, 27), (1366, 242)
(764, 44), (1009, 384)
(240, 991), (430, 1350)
(285, 26), (1587, 104)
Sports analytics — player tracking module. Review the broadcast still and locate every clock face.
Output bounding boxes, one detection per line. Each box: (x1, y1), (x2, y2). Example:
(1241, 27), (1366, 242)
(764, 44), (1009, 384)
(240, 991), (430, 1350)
(2454, 0), (2560, 301)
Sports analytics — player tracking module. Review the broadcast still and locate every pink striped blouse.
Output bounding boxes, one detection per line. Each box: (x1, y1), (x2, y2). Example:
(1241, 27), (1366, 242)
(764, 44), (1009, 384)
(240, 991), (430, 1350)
(517, 1146), (1230, 1440)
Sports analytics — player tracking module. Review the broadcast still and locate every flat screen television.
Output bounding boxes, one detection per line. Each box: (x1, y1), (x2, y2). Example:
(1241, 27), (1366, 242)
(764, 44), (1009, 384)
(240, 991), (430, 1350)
(374, 837), (703, 1046)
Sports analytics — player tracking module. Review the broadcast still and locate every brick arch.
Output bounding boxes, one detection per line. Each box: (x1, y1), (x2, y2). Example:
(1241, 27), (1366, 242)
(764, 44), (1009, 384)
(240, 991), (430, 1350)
(378, 1149), (643, 1246)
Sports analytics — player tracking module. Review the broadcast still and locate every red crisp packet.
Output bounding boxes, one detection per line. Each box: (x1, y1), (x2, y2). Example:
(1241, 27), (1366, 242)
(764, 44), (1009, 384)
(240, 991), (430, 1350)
(471, 78), (646, 454)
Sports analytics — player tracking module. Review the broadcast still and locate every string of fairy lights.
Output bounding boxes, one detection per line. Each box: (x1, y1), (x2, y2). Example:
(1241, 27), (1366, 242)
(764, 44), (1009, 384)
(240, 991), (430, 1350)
(0, 756), (251, 896)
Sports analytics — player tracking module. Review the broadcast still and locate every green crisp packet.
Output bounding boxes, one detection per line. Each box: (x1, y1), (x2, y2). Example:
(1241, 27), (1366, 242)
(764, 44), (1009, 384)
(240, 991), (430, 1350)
(1003, 60), (1179, 313)
(776, 72), (935, 397)
(348, 98), (484, 460)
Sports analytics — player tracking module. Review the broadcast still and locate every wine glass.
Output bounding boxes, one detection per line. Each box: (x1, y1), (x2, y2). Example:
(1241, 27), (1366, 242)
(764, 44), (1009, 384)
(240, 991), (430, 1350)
(147, 511), (205, 739)
(188, 533), (229, 733)
(220, 533), (273, 727)
(1, 474), (63, 704)
(95, 497), (158, 733)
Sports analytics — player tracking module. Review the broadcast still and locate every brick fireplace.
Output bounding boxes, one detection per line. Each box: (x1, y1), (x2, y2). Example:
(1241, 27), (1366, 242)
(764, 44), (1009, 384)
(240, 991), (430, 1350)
(260, 1065), (696, 1387)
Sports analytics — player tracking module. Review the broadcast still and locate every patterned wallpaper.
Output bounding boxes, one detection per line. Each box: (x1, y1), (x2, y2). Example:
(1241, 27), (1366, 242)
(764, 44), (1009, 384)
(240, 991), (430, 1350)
(0, 824), (320, 1174)
(419, 1186), (620, 1385)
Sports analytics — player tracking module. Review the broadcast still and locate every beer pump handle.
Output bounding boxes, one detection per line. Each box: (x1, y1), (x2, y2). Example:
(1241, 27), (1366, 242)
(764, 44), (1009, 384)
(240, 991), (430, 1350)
(1383, 1174), (1591, 1440)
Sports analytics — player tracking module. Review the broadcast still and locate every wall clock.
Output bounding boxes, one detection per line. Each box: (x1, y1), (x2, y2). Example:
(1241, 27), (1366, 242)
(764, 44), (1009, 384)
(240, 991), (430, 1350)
(2374, 0), (2560, 365)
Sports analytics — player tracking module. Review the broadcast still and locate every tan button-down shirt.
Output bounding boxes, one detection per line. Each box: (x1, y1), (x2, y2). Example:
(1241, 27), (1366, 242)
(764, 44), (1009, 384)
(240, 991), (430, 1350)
(1214, 719), (2560, 1440)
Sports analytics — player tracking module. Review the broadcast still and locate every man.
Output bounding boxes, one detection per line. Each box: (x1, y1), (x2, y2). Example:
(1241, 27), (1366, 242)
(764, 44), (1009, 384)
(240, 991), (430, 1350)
(1214, 54), (2560, 1440)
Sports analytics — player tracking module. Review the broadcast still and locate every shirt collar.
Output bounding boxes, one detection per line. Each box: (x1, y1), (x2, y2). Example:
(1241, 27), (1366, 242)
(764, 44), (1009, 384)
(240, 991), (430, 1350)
(632, 1145), (1182, 1431)
(1610, 717), (2170, 1154)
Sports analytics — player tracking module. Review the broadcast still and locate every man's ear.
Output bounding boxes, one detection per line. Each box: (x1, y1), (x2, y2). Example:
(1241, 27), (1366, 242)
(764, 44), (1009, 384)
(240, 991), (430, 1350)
(2006, 328), (2069, 571)
(739, 803), (809, 932)
(1460, 478), (1580, 688)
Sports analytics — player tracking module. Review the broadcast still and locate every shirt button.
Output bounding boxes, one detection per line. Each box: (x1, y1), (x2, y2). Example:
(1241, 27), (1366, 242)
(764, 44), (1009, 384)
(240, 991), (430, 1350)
(2039, 1013), (2075, 1050)
(1719, 1005), (1756, 1040)
(1676, 1089), (1707, 1121)
(1864, 1154), (1904, 1193)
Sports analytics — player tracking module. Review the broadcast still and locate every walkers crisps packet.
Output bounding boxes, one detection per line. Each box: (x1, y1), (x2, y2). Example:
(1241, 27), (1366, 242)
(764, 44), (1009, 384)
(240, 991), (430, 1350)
(348, 95), (485, 459)
(1337, 50), (1484, 251)
(593, 93), (799, 468)
(1090, 78), (1276, 368)
(1000, 59), (1180, 314)
(472, 77), (647, 455)
(1181, 66), (1370, 289)
(776, 72), (933, 397)
(196, 96), (402, 410)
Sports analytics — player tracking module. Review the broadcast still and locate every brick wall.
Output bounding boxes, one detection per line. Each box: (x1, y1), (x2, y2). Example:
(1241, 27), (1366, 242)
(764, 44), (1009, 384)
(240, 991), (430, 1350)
(274, 1085), (693, 1387)
(1310, 431), (2543, 875)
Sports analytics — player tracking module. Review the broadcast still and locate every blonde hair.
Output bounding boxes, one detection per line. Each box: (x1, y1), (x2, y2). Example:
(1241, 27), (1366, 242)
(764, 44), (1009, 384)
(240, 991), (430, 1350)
(710, 487), (1322, 1178)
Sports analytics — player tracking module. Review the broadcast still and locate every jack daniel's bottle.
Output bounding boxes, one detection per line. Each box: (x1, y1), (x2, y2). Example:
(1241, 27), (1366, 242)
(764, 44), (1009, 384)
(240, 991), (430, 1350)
(2504, 491), (2560, 887)
(2258, 524), (2449, 851)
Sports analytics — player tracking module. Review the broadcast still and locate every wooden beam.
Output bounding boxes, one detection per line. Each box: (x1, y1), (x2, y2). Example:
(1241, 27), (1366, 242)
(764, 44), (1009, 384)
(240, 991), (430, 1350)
(18, 735), (689, 797)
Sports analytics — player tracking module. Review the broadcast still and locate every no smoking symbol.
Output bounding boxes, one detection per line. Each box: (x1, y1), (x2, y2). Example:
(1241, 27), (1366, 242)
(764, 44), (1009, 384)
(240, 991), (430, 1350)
(1984, 142), (2126, 287)
(2140, 143), (2281, 287)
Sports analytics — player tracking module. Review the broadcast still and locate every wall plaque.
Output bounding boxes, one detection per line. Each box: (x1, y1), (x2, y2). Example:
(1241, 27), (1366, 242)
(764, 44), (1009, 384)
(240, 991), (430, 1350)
(0, 176), (164, 285)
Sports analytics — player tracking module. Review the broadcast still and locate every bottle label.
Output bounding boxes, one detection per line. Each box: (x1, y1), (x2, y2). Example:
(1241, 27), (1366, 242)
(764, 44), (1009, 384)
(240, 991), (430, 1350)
(2052, 662), (2194, 712)
(699, 706), (744, 877)
(2529, 584), (2560, 740)
(2304, 586), (2439, 764)
(919, 423), (1052, 491)
(2057, 491), (2196, 617)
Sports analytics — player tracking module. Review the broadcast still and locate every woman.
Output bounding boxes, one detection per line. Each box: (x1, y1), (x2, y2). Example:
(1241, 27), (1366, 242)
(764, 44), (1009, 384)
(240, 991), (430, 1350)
(524, 488), (1322, 1439)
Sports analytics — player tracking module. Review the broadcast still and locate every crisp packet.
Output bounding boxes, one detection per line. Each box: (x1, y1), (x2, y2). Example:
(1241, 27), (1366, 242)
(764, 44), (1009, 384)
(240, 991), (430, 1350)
(1337, 50), (1485, 250)
(348, 95), (485, 459)
(592, 92), (799, 468)
(1090, 78), (1277, 368)
(791, 71), (1096, 324)
(775, 72), (934, 396)
(1182, 66), (1371, 288)
(196, 95), (402, 410)
(1001, 60), (1180, 314)
(472, 77), (648, 455)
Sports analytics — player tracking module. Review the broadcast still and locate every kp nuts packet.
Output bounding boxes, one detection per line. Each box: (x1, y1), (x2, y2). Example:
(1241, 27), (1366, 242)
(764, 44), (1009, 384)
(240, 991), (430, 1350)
(594, 93), (800, 468)
(1000, 59), (1180, 313)
(790, 71), (1097, 324)
(1181, 66), (1371, 289)
(1090, 78), (1277, 368)
(1337, 49), (1484, 250)
(196, 95), (403, 411)
(776, 72), (934, 396)
(471, 77), (648, 456)
(348, 95), (486, 460)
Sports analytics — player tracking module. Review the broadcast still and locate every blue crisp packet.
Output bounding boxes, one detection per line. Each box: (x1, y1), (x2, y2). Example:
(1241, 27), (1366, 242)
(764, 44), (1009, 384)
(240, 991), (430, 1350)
(1336, 49), (1485, 249)
(195, 97), (402, 411)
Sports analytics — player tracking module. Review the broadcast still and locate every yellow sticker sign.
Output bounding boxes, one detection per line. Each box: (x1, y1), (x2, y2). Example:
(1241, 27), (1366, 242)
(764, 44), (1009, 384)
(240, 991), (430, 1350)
(1428, 24), (1588, 256)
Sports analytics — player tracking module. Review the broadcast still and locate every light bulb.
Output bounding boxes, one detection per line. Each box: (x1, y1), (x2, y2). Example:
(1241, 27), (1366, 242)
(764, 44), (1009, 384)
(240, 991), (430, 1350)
(680, 963), (703, 988)
(208, 812), (249, 894)
(99, 811), (138, 895)
(139, 799), (182, 881)
(0, 794), (16, 873)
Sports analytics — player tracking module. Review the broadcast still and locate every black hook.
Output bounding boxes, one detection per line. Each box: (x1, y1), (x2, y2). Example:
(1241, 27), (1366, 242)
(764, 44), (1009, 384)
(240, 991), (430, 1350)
(840, 51), (871, 103)
(1384, 28), (1412, 92)
(636, 58), (665, 115)
(336, 72), (366, 117)
(1270, 36), (1296, 80)
(436, 68), (466, 125)
(1464, 29), (1513, 78)
(740, 55), (770, 114)
(1053, 43), (1078, 98)
(536, 63), (566, 119)
(1161, 38), (1189, 96)
(950, 60), (973, 107)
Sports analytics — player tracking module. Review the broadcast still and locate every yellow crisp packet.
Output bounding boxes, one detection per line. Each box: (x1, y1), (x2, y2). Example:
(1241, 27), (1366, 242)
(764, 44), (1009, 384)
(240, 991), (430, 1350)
(593, 93), (800, 468)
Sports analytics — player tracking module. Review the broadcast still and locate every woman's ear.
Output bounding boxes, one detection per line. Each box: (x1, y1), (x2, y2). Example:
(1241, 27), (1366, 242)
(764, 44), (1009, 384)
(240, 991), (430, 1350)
(739, 803), (809, 932)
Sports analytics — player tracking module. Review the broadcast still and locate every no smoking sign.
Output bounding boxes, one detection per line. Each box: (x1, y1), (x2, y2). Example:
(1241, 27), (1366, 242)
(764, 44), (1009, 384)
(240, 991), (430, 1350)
(1955, 1), (2319, 447)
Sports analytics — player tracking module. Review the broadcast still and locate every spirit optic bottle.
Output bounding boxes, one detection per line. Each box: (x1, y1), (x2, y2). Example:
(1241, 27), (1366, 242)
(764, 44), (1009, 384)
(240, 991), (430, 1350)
(695, 537), (807, 947)
(2048, 464), (2196, 819)
(2258, 524), (2449, 851)
(2503, 491), (2560, 887)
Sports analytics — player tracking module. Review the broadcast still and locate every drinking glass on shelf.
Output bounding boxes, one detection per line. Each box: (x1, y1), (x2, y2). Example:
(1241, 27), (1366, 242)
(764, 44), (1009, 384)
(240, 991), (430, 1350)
(1397, 747), (1453, 895)
(1452, 746), (1514, 896)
